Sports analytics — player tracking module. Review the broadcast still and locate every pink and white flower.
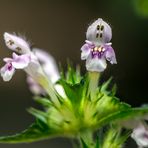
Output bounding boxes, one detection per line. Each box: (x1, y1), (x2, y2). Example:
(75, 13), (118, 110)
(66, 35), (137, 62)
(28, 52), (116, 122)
(131, 122), (148, 148)
(1, 53), (30, 81)
(81, 18), (117, 72)
(2, 32), (65, 98)
(27, 48), (66, 97)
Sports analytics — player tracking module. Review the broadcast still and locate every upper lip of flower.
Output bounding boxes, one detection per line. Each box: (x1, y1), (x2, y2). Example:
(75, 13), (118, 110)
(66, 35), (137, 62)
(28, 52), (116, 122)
(4, 32), (31, 54)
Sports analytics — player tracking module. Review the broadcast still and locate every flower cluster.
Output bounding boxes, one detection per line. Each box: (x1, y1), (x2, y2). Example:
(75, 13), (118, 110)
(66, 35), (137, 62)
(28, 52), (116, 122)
(1, 32), (65, 98)
(0, 18), (148, 148)
(1, 33), (32, 81)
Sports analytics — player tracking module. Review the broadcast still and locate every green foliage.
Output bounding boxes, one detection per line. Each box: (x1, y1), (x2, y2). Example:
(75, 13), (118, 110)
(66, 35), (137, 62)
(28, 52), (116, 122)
(133, 0), (148, 17)
(0, 65), (148, 147)
(95, 136), (100, 148)
(60, 63), (82, 85)
(0, 120), (57, 143)
(58, 79), (84, 105)
(80, 138), (89, 148)
(34, 96), (52, 107)
(101, 127), (131, 148)
(28, 108), (49, 124)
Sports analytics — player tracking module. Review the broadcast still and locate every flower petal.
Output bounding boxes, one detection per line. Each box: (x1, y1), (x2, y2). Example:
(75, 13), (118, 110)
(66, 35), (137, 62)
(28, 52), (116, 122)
(105, 46), (117, 64)
(4, 32), (31, 54)
(131, 123), (148, 147)
(33, 48), (60, 83)
(81, 44), (91, 60)
(0, 63), (15, 81)
(12, 53), (31, 69)
(86, 18), (112, 46)
(86, 56), (107, 72)
(33, 48), (54, 64)
(3, 57), (13, 63)
(24, 53), (44, 78)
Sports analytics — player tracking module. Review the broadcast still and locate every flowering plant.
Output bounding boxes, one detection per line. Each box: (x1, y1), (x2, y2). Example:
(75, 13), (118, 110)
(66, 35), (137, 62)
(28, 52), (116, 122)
(0, 18), (148, 148)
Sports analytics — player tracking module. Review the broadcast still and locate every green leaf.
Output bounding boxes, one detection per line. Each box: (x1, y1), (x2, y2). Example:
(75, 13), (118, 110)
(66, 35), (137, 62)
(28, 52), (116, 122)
(102, 127), (130, 148)
(34, 96), (52, 107)
(58, 79), (84, 105)
(60, 62), (82, 85)
(111, 84), (117, 96)
(80, 138), (89, 148)
(28, 108), (48, 124)
(66, 63), (76, 84)
(97, 107), (148, 128)
(94, 94), (130, 123)
(117, 130), (132, 145)
(100, 77), (112, 92)
(95, 135), (100, 148)
(100, 77), (116, 96)
(0, 120), (57, 143)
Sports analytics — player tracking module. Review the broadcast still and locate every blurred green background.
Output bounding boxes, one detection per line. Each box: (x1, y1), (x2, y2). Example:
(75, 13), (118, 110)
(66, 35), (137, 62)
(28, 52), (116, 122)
(0, 0), (148, 147)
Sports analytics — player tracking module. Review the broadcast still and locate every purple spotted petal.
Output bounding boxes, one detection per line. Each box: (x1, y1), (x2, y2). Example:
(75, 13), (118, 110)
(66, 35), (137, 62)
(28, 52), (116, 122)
(86, 18), (112, 46)
(4, 32), (31, 54)
(0, 63), (15, 81)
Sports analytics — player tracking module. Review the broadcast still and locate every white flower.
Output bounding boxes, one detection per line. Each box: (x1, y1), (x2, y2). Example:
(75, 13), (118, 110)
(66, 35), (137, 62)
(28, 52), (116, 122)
(33, 48), (60, 83)
(0, 63), (15, 81)
(1, 53), (30, 81)
(32, 48), (66, 97)
(2, 32), (66, 99)
(131, 123), (148, 148)
(81, 18), (117, 72)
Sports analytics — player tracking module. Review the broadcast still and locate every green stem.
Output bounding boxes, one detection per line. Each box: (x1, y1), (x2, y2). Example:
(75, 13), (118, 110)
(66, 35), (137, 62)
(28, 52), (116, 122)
(88, 72), (100, 100)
